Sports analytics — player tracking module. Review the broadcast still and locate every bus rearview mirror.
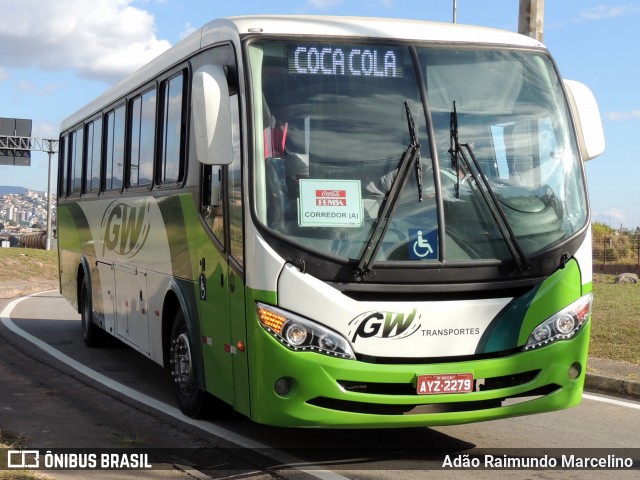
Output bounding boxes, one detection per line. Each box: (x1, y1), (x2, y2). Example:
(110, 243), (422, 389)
(192, 64), (233, 165)
(563, 79), (605, 161)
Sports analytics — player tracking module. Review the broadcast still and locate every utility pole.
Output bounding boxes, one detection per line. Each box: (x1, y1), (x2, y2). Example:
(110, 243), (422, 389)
(0, 135), (58, 250)
(452, 0), (457, 23)
(518, 0), (544, 42)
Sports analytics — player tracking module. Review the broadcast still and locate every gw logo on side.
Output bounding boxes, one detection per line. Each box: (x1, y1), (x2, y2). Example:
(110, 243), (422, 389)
(101, 200), (151, 258)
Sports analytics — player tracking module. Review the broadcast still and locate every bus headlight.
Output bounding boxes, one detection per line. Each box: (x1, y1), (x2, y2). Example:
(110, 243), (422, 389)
(285, 323), (308, 346)
(523, 293), (592, 351)
(256, 302), (355, 359)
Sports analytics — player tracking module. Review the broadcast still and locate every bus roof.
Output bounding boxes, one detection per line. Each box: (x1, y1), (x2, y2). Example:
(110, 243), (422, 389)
(220, 15), (542, 47)
(61, 15), (544, 132)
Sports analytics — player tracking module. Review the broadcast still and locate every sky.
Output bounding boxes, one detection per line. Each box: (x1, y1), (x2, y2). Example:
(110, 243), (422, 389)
(0, 0), (637, 228)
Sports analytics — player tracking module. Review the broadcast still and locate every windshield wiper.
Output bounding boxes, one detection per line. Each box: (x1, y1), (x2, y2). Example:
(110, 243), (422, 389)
(448, 102), (531, 271)
(355, 101), (422, 278)
(449, 102), (462, 199)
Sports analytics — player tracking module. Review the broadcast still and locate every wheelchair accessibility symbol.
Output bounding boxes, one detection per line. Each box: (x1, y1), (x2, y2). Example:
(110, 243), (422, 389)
(409, 228), (438, 259)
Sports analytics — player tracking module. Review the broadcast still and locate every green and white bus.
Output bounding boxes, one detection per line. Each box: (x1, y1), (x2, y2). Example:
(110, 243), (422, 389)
(57, 15), (604, 427)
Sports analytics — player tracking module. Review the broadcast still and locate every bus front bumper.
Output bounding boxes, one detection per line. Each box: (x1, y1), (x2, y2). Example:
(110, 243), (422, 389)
(248, 321), (590, 428)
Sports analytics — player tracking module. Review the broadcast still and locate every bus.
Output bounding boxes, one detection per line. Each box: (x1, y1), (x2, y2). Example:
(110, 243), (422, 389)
(57, 15), (605, 428)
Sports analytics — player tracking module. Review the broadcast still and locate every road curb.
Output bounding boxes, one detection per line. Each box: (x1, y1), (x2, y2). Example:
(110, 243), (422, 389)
(584, 372), (640, 400)
(0, 282), (57, 299)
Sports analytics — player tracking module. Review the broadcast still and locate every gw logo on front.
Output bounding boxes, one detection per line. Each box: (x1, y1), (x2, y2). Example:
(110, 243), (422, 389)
(349, 309), (421, 343)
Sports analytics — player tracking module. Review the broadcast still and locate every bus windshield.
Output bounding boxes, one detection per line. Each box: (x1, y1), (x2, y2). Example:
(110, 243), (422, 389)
(249, 40), (587, 266)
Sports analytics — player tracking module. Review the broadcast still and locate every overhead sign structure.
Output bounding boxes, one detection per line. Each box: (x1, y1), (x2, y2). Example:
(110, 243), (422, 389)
(0, 118), (32, 166)
(0, 120), (58, 250)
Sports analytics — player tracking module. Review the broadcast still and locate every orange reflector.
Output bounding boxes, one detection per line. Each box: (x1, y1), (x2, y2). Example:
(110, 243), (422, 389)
(257, 306), (286, 334)
(576, 301), (591, 322)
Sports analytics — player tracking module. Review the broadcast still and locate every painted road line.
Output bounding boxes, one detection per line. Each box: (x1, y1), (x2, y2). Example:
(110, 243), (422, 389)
(582, 393), (640, 410)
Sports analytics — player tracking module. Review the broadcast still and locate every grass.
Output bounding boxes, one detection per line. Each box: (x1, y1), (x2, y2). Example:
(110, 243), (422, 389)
(0, 430), (40, 480)
(0, 248), (58, 282)
(112, 432), (147, 447)
(590, 274), (640, 365)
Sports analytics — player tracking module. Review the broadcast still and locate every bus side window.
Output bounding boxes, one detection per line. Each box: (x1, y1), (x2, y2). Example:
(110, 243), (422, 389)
(202, 165), (225, 247)
(159, 72), (186, 185)
(201, 95), (243, 264)
(104, 105), (125, 191)
(58, 134), (68, 197)
(228, 93), (243, 266)
(70, 127), (84, 195)
(200, 94), (242, 264)
(193, 44), (242, 263)
(129, 87), (157, 188)
(85, 117), (102, 193)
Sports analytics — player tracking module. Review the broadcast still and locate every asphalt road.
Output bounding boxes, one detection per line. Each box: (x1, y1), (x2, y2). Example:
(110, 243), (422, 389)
(1, 291), (639, 479)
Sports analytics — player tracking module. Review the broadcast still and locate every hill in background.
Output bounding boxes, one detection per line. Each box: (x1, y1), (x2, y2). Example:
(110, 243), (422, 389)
(0, 186), (28, 195)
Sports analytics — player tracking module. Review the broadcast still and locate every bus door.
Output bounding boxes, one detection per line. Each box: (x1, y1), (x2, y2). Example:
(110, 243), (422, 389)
(199, 162), (248, 405)
(197, 88), (247, 412)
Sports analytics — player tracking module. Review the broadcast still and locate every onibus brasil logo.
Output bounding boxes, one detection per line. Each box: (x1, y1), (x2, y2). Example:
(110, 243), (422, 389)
(349, 309), (421, 343)
(101, 199), (152, 258)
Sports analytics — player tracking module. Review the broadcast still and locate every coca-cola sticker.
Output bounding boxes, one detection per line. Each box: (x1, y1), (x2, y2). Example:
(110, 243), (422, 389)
(315, 190), (347, 206)
(298, 179), (363, 227)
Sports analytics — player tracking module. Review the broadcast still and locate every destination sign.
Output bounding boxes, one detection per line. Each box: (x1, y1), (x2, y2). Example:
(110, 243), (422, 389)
(289, 45), (403, 77)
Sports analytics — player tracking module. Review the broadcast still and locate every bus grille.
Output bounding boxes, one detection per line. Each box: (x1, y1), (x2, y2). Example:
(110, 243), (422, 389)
(307, 384), (560, 416)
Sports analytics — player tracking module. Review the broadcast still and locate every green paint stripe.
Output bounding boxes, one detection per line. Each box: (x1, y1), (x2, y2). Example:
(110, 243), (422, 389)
(157, 194), (195, 280)
(477, 259), (583, 353)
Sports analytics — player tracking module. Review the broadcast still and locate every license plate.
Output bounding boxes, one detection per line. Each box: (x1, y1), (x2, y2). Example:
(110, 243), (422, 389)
(416, 373), (474, 395)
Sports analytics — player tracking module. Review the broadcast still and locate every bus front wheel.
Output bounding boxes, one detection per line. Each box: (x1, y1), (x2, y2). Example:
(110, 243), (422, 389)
(169, 309), (205, 418)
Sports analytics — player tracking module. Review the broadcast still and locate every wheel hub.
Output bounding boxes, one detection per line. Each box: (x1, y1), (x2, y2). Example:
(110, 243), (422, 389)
(170, 332), (194, 392)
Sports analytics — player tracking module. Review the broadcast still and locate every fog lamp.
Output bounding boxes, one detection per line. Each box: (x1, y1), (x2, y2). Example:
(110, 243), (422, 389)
(568, 362), (581, 380)
(274, 378), (291, 396)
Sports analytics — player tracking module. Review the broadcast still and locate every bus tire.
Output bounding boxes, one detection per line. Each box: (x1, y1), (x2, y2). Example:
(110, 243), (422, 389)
(169, 309), (205, 418)
(80, 276), (105, 347)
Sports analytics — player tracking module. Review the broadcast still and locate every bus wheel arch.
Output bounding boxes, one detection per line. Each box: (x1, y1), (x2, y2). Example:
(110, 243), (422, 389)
(169, 307), (206, 418)
(75, 263), (86, 314)
(162, 288), (206, 418)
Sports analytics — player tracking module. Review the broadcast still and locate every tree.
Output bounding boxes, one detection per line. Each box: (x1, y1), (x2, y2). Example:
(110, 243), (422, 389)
(592, 221), (639, 264)
(592, 222), (615, 244)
